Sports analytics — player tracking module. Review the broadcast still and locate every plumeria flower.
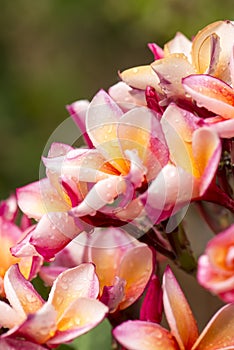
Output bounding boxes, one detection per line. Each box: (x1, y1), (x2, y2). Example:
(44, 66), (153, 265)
(39, 227), (153, 313)
(0, 263), (108, 347)
(144, 103), (221, 223)
(0, 195), (42, 296)
(120, 20), (234, 112)
(17, 89), (169, 259)
(198, 223), (234, 302)
(183, 73), (234, 138)
(113, 266), (234, 350)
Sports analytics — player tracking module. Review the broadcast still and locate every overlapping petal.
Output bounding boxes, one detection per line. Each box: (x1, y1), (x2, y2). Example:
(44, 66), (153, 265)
(192, 304), (234, 350)
(183, 75), (234, 119)
(163, 267), (198, 349)
(114, 267), (234, 350)
(0, 264), (108, 347)
(113, 320), (179, 350)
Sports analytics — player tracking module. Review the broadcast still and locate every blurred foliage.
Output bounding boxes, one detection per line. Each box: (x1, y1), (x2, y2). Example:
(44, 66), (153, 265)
(1, 0), (234, 197)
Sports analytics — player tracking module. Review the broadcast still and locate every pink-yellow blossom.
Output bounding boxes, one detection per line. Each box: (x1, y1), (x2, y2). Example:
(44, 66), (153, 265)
(114, 266), (234, 350)
(39, 227), (153, 313)
(198, 223), (234, 302)
(0, 263), (108, 347)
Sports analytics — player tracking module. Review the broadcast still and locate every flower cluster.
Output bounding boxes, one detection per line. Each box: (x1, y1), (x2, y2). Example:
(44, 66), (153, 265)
(1, 20), (234, 349)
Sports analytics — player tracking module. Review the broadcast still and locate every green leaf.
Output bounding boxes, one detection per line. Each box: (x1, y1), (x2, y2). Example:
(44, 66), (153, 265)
(72, 319), (112, 350)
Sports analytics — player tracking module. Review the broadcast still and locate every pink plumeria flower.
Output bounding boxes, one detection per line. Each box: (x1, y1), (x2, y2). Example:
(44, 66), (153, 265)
(114, 266), (234, 350)
(143, 103), (221, 223)
(120, 21), (234, 111)
(183, 73), (234, 138)
(0, 263), (108, 347)
(0, 195), (42, 296)
(198, 223), (234, 302)
(17, 89), (169, 259)
(39, 227), (153, 313)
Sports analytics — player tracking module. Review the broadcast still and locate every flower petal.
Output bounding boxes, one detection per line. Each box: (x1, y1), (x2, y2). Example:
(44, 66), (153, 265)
(5, 303), (57, 345)
(192, 20), (234, 82)
(192, 127), (221, 195)
(48, 298), (108, 346)
(66, 99), (93, 148)
(17, 179), (69, 220)
(70, 176), (126, 217)
(164, 32), (192, 59)
(30, 212), (82, 260)
(208, 117), (234, 138)
(163, 266), (198, 350)
(151, 54), (195, 97)
(161, 104), (199, 174)
(183, 74), (234, 119)
(4, 265), (44, 318)
(86, 89), (128, 173)
(192, 304), (234, 350)
(117, 107), (169, 180)
(148, 42), (164, 60)
(120, 65), (160, 91)
(100, 277), (126, 312)
(0, 300), (22, 328)
(146, 163), (194, 215)
(0, 194), (18, 222)
(48, 264), (99, 322)
(140, 275), (163, 323)
(118, 245), (153, 310)
(0, 218), (22, 278)
(113, 320), (178, 350)
(39, 266), (67, 287)
(0, 338), (48, 350)
(108, 81), (146, 111)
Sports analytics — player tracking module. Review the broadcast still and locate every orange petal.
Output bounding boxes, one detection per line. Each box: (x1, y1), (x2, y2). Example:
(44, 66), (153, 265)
(118, 107), (168, 180)
(48, 264), (99, 322)
(118, 245), (153, 310)
(56, 297), (108, 332)
(87, 228), (135, 291)
(163, 267), (199, 350)
(192, 127), (221, 195)
(86, 90), (128, 173)
(120, 65), (160, 91)
(192, 304), (234, 350)
(192, 20), (234, 82)
(161, 104), (197, 176)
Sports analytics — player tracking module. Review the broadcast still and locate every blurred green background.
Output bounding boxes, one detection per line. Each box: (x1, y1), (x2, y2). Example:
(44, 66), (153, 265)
(1, 0), (234, 198)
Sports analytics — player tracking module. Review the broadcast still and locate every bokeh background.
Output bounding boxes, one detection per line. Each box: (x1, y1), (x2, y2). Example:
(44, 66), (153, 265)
(0, 1), (233, 349)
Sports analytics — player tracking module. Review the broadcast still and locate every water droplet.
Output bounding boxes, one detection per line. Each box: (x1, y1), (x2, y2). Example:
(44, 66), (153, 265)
(61, 283), (68, 290)
(26, 293), (37, 303)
